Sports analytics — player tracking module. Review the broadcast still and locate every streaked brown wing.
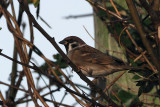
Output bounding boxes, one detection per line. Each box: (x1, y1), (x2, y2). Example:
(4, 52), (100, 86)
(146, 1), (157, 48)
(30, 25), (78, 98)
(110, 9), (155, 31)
(72, 45), (120, 65)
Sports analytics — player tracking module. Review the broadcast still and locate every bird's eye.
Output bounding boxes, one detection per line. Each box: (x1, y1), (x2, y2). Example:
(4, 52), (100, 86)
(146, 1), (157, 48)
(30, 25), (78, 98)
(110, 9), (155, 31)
(69, 39), (74, 43)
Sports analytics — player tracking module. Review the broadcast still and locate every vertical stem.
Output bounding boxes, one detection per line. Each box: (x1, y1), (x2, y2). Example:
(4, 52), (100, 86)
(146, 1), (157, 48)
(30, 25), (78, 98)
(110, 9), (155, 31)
(125, 0), (160, 72)
(9, 43), (18, 100)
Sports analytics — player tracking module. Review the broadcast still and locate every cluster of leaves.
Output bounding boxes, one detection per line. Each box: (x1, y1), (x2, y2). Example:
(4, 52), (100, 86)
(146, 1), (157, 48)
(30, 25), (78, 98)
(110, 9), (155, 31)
(111, 89), (142, 107)
(91, 0), (160, 106)
(35, 54), (68, 85)
(0, 0), (160, 106)
(37, 54), (68, 76)
(1, 0), (108, 106)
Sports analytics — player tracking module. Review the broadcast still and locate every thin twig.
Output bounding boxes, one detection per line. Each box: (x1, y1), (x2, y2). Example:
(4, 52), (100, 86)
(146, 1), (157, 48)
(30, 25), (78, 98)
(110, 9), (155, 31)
(0, 81), (28, 93)
(0, 91), (5, 104)
(126, 0), (160, 72)
(18, 0), (118, 106)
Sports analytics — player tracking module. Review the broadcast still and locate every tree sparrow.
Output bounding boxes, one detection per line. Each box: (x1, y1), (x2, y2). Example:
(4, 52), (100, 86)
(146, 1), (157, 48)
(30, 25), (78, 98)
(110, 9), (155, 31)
(59, 36), (138, 77)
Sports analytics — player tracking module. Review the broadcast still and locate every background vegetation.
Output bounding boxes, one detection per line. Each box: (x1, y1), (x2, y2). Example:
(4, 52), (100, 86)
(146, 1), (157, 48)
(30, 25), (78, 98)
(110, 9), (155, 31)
(0, 0), (160, 107)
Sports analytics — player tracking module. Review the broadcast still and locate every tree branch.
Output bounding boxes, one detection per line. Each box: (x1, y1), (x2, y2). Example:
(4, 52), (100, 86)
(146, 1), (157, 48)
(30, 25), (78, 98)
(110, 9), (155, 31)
(17, 0), (118, 106)
(125, 0), (160, 72)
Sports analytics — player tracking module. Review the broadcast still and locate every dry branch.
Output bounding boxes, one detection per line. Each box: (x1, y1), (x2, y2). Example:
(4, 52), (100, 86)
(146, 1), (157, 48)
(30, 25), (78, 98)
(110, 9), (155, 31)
(17, 0), (119, 106)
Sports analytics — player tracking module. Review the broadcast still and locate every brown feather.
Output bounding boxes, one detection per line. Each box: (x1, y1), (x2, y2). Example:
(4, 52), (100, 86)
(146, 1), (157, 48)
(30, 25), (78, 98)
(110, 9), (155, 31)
(67, 44), (133, 77)
(68, 44), (122, 66)
(60, 36), (141, 77)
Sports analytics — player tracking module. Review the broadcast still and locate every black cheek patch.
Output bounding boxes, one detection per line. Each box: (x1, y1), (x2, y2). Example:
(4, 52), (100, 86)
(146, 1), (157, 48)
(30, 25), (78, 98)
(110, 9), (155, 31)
(71, 44), (78, 48)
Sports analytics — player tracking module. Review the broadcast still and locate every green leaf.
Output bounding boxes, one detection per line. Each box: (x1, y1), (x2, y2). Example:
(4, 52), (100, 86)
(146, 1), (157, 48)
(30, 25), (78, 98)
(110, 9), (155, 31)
(143, 81), (154, 93)
(129, 97), (143, 107)
(138, 85), (145, 96)
(37, 61), (62, 77)
(129, 58), (138, 67)
(118, 90), (135, 103)
(137, 81), (154, 96)
(132, 75), (141, 80)
(136, 81), (146, 86)
(33, 0), (39, 7)
(157, 90), (160, 97)
(53, 54), (68, 68)
(34, 54), (68, 77)
(0, 27), (2, 30)
(96, 8), (107, 21)
(121, 35), (133, 48)
(28, 0), (40, 7)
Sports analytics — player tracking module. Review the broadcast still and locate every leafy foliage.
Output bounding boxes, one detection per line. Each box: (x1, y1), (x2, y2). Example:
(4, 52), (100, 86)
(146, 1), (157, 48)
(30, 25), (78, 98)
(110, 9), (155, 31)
(35, 54), (68, 77)
(0, 0), (160, 106)
(92, 0), (160, 106)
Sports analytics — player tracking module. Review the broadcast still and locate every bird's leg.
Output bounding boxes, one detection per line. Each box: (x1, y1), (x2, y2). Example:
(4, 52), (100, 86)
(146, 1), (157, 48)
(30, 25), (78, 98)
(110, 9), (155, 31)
(90, 77), (102, 93)
(92, 77), (98, 84)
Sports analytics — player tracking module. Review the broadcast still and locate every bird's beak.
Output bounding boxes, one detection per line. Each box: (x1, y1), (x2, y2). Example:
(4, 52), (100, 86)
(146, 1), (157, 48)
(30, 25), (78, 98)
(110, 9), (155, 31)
(59, 40), (67, 45)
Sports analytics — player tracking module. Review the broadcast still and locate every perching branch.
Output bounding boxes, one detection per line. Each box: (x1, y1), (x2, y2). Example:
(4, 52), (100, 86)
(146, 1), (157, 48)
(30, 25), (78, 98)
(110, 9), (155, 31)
(17, 0), (119, 106)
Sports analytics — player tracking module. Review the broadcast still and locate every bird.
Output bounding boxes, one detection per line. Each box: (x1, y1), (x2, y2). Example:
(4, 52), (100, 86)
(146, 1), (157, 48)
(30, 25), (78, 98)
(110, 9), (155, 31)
(59, 36), (140, 77)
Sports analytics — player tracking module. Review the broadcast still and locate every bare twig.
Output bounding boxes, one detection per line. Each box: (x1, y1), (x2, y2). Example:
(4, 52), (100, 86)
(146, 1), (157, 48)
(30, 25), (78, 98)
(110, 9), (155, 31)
(18, 0), (118, 106)
(65, 13), (93, 19)
(126, 0), (160, 72)
(0, 91), (6, 104)
(0, 81), (28, 93)
(0, 4), (48, 107)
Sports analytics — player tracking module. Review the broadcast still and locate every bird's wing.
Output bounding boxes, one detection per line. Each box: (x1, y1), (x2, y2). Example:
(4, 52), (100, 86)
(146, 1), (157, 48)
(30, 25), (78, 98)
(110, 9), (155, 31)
(72, 45), (124, 66)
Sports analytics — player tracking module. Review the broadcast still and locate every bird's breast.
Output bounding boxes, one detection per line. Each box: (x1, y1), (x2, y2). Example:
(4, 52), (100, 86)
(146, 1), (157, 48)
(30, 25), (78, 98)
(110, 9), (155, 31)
(67, 50), (82, 65)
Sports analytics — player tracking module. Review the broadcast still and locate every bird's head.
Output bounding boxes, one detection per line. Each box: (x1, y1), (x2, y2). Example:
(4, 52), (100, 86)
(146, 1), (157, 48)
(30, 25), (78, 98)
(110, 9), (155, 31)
(59, 36), (86, 53)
